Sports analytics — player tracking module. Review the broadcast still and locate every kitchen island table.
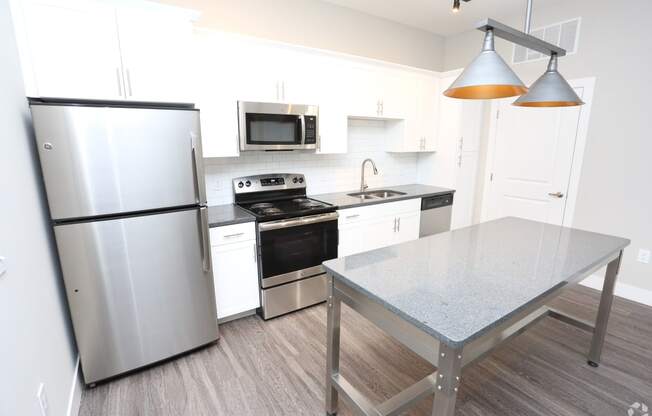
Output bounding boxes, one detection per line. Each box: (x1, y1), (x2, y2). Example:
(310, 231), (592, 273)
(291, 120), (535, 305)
(323, 217), (629, 416)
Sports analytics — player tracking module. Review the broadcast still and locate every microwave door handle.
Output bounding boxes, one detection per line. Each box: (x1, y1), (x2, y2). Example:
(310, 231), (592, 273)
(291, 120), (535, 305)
(300, 115), (306, 145)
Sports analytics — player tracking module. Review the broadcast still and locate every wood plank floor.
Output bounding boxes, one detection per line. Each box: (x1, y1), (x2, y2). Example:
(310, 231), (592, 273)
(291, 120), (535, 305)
(79, 286), (652, 416)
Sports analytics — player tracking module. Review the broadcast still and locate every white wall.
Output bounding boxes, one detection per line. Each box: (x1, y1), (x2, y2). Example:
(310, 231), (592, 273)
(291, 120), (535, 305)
(442, 0), (652, 292)
(0, 0), (81, 415)
(205, 119), (419, 205)
(158, 0), (445, 71)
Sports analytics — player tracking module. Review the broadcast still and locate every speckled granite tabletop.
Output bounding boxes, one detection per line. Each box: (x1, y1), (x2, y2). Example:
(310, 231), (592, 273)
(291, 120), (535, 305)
(311, 184), (454, 209)
(207, 204), (255, 227)
(323, 217), (630, 348)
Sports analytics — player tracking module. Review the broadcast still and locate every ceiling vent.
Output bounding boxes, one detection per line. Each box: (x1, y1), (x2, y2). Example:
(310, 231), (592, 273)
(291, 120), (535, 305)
(513, 17), (581, 64)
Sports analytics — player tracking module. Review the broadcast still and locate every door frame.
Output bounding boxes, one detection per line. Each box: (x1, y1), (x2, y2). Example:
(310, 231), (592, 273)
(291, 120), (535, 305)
(480, 77), (596, 227)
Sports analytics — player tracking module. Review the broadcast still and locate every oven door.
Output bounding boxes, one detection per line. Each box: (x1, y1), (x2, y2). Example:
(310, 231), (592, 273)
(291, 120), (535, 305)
(238, 101), (318, 151)
(258, 212), (338, 288)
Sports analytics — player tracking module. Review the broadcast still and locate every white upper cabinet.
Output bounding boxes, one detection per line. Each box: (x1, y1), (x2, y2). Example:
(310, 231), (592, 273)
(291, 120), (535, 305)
(12, 0), (197, 102)
(16, 0), (124, 99)
(347, 66), (414, 120)
(115, 7), (194, 103)
(385, 73), (439, 153)
(314, 56), (348, 154)
(347, 65), (384, 118)
(416, 74), (440, 152)
(194, 31), (240, 158)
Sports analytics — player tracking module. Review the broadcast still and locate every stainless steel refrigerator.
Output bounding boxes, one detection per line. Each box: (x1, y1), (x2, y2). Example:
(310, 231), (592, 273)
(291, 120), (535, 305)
(29, 98), (219, 385)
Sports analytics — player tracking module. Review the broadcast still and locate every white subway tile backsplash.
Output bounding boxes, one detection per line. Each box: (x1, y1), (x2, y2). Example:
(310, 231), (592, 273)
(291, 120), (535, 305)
(203, 120), (419, 205)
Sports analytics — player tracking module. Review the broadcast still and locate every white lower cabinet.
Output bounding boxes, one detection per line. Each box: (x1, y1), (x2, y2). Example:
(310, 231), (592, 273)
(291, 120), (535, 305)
(338, 199), (421, 257)
(209, 222), (260, 320)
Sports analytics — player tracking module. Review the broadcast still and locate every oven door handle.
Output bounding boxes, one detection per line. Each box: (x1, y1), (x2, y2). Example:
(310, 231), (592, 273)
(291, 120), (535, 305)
(258, 212), (338, 231)
(299, 114), (306, 145)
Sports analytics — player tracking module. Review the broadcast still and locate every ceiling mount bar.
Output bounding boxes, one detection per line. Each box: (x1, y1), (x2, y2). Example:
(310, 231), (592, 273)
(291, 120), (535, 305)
(475, 18), (566, 57)
(524, 0), (533, 34)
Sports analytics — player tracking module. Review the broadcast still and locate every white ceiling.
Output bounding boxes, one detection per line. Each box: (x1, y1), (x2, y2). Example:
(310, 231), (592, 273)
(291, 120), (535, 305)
(320, 0), (534, 36)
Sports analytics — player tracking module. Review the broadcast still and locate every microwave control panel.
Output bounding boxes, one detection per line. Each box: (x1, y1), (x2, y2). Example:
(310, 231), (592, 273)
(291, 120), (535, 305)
(304, 116), (317, 144)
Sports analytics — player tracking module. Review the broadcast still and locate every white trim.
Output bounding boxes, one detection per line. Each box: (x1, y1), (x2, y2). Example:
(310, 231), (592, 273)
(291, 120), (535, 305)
(581, 275), (652, 307)
(560, 77), (595, 227)
(480, 77), (596, 227)
(66, 356), (82, 416)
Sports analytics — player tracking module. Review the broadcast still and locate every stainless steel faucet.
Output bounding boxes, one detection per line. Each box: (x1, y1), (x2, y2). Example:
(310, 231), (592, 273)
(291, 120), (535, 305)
(360, 158), (378, 192)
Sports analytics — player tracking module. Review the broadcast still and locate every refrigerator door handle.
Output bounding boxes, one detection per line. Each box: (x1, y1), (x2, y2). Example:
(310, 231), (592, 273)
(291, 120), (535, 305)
(190, 132), (207, 204)
(199, 207), (212, 272)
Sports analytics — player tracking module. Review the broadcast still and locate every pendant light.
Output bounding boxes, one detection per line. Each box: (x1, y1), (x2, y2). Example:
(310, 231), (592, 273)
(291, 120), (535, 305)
(512, 54), (584, 107)
(443, 29), (528, 99)
(444, 0), (584, 107)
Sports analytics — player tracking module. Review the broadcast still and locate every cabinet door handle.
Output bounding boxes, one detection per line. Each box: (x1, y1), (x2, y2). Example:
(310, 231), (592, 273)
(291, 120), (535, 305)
(253, 243), (257, 263)
(115, 67), (124, 97)
(346, 214), (360, 219)
(282, 81), (286, 101)
(224, 232), (244, 238)
(397, 217), (401, 232)
(548, 192), (565, 198)
(276, 82), (280, 101)
(126, 69), (133, 97)
(380, 100), (384, 116)
(393, 217), (397, 232)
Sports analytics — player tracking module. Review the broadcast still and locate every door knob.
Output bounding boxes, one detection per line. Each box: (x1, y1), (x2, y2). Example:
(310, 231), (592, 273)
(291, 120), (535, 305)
(548, 192), (564, 198)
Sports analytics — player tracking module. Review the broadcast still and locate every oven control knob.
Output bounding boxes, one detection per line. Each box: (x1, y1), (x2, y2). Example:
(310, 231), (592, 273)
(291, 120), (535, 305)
(237, 181), (244, 188)
(293, 177), (298, 183)
(245, 180), (251, 187)
(298, 177), (304, 183)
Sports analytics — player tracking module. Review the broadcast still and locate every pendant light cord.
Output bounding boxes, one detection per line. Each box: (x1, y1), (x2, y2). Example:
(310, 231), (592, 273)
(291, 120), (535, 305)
(524, 0), (533, 33)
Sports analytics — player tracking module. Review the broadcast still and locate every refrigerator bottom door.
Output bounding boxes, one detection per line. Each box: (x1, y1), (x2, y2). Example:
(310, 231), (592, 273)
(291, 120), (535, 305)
(54, 207), (218, 384)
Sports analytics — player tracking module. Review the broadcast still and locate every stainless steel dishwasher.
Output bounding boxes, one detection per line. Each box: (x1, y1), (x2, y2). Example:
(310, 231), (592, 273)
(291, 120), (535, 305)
(419, 193), (454, 237)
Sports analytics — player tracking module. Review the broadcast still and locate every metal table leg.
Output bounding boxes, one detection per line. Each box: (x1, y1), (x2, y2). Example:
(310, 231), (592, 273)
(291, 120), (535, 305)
(588, 250), (622, 367)
(326, 276), (341, 415)
(431, 344), (462, 416)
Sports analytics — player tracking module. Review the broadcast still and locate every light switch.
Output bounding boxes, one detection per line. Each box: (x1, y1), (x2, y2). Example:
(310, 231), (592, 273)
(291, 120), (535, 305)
(637, 249), (651, 264)
(0, 256), (6, 277)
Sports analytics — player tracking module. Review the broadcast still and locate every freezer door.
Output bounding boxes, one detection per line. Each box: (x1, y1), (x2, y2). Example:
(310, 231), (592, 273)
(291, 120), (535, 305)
(30, 104), (207, 220)
(54, 208), (218, 384)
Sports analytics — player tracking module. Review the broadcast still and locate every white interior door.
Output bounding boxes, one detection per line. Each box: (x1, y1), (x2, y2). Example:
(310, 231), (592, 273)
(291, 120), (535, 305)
(484, 85), (588, 225)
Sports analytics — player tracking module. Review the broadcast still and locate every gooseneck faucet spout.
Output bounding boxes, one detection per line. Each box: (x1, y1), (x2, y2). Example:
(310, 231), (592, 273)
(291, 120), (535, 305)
(360, 158), (379, 192)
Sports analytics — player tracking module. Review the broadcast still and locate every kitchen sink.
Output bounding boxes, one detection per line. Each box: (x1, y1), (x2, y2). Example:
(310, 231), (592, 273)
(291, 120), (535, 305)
(347, 190), (407, 199)
(348, 192), (378, 200)
(366, 190), (406, 198)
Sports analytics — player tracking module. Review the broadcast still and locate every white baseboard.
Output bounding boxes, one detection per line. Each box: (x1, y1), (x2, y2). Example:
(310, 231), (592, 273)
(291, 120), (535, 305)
(580, 275), (652, 307)
(66, 356), (82, 416)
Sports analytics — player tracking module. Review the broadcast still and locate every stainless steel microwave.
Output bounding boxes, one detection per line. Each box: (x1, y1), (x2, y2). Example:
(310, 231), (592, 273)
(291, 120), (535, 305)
(238, 101), (319, 151)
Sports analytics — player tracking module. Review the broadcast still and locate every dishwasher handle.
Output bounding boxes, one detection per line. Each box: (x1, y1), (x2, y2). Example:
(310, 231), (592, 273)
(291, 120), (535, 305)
(421, 193), (454, 210)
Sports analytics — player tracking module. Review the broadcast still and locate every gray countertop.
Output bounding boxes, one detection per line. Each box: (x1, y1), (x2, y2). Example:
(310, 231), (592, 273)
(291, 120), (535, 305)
(323, 217), (629, 348)
(207, 204), (255, 227)
(311, 184), (454, 209)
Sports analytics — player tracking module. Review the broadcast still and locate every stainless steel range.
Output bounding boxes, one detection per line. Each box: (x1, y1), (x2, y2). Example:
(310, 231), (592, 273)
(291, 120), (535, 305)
(234, 174), (338, 319)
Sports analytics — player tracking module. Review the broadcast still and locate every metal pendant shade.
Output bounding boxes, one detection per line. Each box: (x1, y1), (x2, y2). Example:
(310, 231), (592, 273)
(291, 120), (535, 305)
(513, 55), (584, 107)
(444, 30), (528, 99)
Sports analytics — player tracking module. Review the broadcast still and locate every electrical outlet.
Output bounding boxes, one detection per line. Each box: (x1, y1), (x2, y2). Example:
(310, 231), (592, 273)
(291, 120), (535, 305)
(638, 249), (651, 264)
(37, 383), (49, 416)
